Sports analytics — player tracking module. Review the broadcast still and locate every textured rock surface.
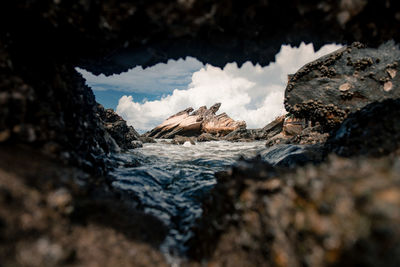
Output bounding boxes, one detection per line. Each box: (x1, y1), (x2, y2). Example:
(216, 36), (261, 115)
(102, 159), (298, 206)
(1, 1), (400, 266)
(283, 117), (307, 136)
(224, 115), (285, 142)
(96, 104), (142, 150)
(188, 154), (400, 267)
(197, 133), (220, 142)
(3, 0), (398, 75)
(285, 42), (400, 131)
(261, 144), (325, 168)
(326, 98), (400, 157)
(146, 103), (245, 139)
(0, 146), (168, 267)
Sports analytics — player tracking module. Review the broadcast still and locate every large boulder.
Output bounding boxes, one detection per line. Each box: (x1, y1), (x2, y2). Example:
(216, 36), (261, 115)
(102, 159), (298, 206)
(146, 103), (246, 139)
(284, 41), (400, 131)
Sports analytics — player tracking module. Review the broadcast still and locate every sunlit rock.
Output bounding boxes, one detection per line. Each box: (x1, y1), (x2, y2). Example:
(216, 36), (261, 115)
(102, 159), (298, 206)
(146, 103), (246, 139)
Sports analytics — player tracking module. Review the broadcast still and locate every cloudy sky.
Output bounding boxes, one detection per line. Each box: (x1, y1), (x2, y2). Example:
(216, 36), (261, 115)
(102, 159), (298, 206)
(77, 42), (342, 133)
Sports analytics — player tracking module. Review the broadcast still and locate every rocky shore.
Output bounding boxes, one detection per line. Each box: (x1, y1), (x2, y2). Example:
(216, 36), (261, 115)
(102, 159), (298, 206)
(145, 103), (246, 140)
(1, 1), (400, 266)
(186, 42), (400, 267)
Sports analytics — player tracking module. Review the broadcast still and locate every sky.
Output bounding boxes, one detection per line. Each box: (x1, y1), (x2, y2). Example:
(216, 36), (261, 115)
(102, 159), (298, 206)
(77, 42), (342, 133)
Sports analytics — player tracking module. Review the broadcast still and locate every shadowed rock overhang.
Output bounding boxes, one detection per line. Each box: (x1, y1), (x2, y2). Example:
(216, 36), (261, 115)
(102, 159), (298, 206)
(1, 1), (400, 75)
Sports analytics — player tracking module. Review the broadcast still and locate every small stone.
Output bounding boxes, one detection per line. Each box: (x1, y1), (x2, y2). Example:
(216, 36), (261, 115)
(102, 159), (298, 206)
(387, 68), (397, 79)
(384, 81), (393, 92)
(339, 83), (352, 92)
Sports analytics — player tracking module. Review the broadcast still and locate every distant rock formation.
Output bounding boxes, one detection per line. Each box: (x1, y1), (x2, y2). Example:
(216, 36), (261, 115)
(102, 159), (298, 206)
(96, 104), (142, 150)
(145, 103), (246, 139)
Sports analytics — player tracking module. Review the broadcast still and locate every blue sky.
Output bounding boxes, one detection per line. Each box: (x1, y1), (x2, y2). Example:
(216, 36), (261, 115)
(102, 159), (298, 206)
(77, 57), (203, 109)
(77, 43), (342, 133)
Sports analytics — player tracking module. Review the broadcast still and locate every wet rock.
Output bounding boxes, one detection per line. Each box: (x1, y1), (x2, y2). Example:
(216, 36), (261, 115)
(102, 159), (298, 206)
(261, 144), (325, 168)
(96, 104), (141, 150)
(285, 41), (400, 131)
(146, 103), (245, 139)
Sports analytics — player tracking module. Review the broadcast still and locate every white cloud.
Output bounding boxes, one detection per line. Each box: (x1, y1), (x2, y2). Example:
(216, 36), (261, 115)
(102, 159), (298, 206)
(76, 56), (204, 93)
(116, 42), (343, 133)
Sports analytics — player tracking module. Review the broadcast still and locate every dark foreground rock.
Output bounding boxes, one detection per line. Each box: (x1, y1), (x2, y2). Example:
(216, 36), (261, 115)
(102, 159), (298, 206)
(285, 41), (400, 131)
(326, 98), (400, 157)
(188, 153), (400, 267)
(96, 104), (142, 150)
(0, 146), (168, 267)
(146, 103), (246, 139)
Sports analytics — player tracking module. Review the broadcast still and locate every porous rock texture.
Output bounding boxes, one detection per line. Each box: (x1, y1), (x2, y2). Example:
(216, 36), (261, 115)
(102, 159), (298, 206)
(146, 103), (246, 139)
(0, 146), (168, 267)
(188, 153), (400, 267)
(285, 41), (400, 131)
(1, 1), (400, 266)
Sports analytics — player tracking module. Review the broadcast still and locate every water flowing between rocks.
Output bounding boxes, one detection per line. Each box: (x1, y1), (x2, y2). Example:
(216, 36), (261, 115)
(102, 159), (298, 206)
(108, 140), (267, 258)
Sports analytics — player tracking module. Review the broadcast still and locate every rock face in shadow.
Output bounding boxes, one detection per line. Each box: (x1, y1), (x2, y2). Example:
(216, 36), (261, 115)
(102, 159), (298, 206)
(0, 146), (168, 267)
(96, 104), (142, 150)
(285, 42), (400, 131)
(326, 98), (400, 157)
(188, 154), (400, 267)
(146, 103), (246, 139)
(224, 115), (285, 142)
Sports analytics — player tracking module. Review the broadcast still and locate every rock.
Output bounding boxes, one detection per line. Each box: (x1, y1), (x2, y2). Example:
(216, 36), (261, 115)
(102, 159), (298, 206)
(0, 146), (168, 267)
(261, 144), (325, 168)
(285, 41), (400, 131)
(259, 115), (286, 139)
(171, 135), (196, 145)
(282, 116), (306, 136)
(265, 119), (328, 147)
(138, 136), (156, 143)
(146, 103), (246, 139)
(188, 153), (400, 267)
(197, 133), (219, 142)
(290, 125), (330, 145)
(326, 98), (400, 157)
(224, 115), (285, 142)
(223, 128), (260, 142)
(96, 104), (141, 150)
